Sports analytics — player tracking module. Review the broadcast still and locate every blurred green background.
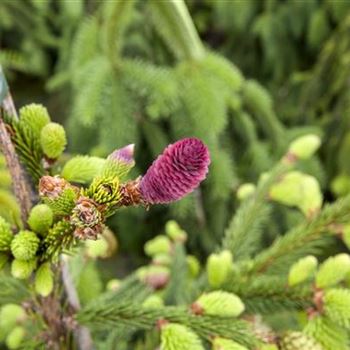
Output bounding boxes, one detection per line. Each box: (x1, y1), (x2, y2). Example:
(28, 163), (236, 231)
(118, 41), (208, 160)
(1, 0), (350, 268)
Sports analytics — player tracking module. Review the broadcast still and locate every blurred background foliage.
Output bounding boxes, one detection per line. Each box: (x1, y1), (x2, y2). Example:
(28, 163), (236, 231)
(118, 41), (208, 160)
(1, 0), (350, 262)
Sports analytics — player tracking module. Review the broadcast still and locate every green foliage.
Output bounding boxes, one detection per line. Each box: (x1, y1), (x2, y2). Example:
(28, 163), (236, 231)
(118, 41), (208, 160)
(78, 301), (256, 348)
(2, 1), (350, 349)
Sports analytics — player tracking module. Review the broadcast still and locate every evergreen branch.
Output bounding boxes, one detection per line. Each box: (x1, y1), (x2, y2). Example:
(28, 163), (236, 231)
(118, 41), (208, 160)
(164, 243), (190, 305)
(78, 302), (257, 348)
(103, 0), (136, 68)
(251, 195), (350, 274)
(90, 274), (152, 306)
(148, 0), (205, 61)
(222, 162), (289, 260)
(242, 80), (286, 150)
(227, 275), (312, 314)
(0, 68), (92, 350)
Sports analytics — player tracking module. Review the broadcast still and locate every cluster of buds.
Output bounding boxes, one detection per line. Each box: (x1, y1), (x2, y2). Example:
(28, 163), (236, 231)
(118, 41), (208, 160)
(38, 138), (210, 243)
(136, 220), (193, 290)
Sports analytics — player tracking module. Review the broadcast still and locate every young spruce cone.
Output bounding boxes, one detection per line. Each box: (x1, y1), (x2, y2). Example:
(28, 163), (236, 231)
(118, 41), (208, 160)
(140, 138), (210, 204)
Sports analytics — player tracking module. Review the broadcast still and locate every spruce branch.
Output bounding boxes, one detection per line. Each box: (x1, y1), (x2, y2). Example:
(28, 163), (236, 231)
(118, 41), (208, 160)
(103, 0), (136, 68)
(78, 302), (257, 348)
(148, 0), (205, 61)
(0, 67), (93, 350)
(222, 162), (289, 260)
(227, 275), (312, 314)
(251, 195), (350, 274)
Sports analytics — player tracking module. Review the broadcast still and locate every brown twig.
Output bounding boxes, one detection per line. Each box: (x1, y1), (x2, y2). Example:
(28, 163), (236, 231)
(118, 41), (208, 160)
(61, 255), (94, 350)
(0, 66), (33, 224)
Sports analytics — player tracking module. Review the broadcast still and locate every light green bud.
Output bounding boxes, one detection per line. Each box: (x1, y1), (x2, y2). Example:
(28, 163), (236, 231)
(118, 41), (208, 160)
(259, 345), (278, 350)
(212, 337), (248, 350)
(11, 231), (39, 261)
(0, 217), (13, 252)
(11, 259), (36, 279)
(237, 183), (256, 201)
(304, 316), (347, 350)
(331, 175), (350, 198)
(40, 122), (67, 159)
(298, 175), (323, 216)
(323, 288), (350, 329)
(316, 254), (350, 288)
(85, 237), (109, 259)
(193, 291), (244, 317)
(144, 235), (171, 257)
(61, 156), (106, 184)
(35, 262), (54, 297)
(160, 323), (204, 350)
(19, 103), (50, 138)
(165, 220), (187, 242)
(6, 326), (25, 349)
(187, 255), (200, 278)
(142, 295), (164, 309)
(270, 171), (304, 205)
(288, 256), (318, 287)
(288, 134), (321, 160)
(269, 172), (322, 216)
(106, 279), (121, 291)
(28, 204), (53, 235)
(207, 250), (233, 288)
(0, 304), (25, 334)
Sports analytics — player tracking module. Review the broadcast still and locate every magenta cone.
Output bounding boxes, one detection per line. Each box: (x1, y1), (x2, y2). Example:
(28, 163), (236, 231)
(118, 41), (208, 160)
(140, 138), (210, 204)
